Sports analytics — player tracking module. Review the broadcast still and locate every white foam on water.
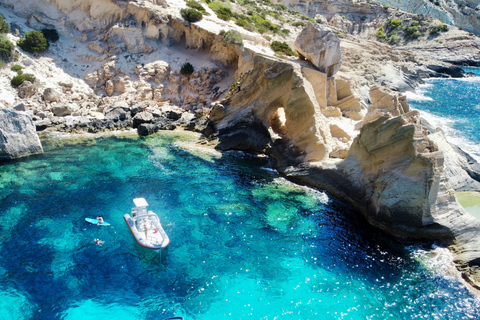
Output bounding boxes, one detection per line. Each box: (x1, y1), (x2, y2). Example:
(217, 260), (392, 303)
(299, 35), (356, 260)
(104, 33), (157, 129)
(418, 110), (480, 162)
(404, 84), (434, 102)
(408, 244), (480, 308)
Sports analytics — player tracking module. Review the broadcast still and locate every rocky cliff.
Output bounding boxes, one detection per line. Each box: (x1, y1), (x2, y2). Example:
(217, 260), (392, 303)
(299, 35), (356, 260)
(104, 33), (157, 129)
(377, 0), (480, 36)
(274, 0), (480, 36)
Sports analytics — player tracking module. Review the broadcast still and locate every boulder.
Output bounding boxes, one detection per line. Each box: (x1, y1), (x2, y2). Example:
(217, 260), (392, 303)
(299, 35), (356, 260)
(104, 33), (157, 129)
(103, 101), (131, 121)
(132, 111), (154, 128)
(52, 104), (74, 116)
(43, 88), (61, 102)
(17, 80), (38, 99)
(137, 123), (157, 136)
(294, 23), (342, 77)
(13, 103), (26, 111)
(0, 109), (43, 160)
(209, 103), (225, 121)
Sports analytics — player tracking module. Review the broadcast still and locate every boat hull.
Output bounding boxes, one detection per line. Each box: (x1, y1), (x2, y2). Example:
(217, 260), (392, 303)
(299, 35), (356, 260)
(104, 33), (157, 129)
(124, 213), (169, 249)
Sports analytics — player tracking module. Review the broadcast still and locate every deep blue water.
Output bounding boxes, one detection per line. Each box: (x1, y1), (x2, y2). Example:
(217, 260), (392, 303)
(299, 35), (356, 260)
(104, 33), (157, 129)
(407, 67), (480, 160)
(1, 130), (479, 319)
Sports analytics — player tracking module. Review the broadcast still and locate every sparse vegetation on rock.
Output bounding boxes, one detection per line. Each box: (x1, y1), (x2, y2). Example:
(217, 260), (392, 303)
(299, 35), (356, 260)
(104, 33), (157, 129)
(390, 19), (402, 30)
(209, 1), (233, 21)
(376, 26), (386, 41)
(17, 30), (49, 53)
(11, 64), (22, 72)
(404, 24), (421, 39)
(11, 73), (36, 88)
(271, 40), (295, 56)
(186, 0), (206, 13)
(220, 29), (243, 45)
(0, 37), (15, 64)
(430, 24), (449, 35)
(181, 8), (203, 22)
(0, 13), (9, 34)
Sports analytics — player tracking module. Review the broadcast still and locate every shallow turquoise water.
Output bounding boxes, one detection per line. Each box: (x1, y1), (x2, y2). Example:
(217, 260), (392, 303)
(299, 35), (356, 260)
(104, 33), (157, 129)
(1, 131), (479, 319)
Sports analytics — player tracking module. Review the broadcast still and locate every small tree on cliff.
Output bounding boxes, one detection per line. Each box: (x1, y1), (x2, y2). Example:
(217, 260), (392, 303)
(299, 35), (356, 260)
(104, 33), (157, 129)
(0, 14), (9, 34)
(180, 62), (194, 76)
(17, 30), (49, 53)
(0, 37), (15, 63)
(181, 8), (203, 23)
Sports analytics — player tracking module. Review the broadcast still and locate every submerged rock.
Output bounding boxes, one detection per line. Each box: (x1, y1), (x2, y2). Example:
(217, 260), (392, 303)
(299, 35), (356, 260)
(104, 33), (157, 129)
(0, 109), (43, 160)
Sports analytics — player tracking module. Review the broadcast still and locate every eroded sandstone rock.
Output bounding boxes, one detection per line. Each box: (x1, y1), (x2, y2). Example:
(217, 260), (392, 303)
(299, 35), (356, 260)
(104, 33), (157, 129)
(294, 23), (342, 77)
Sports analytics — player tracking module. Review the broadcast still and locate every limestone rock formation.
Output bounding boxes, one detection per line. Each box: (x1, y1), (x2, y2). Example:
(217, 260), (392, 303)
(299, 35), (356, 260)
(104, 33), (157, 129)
(294, 23), (342, 77)
(0, 109), (43, 160)
(213, 53), (336, 163)
(428, 130), (480, 191)
(363, 86), (409, 124)
(376, 0), (480, 36)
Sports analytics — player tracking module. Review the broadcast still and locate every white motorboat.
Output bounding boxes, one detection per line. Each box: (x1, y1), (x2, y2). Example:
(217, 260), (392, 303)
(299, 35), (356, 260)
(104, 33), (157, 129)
(124, 198), (169, 249)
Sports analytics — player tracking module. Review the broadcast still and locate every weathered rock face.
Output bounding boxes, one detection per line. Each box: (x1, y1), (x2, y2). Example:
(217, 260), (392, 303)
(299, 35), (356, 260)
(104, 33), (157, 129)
(212, 50), (361, 165)
(376, 0), (480, 36)
(1, 0), (127, 33)
(362, 86), (409, 124)
(0, 109), (43, 160)
(106, 26), (156, 54)
(341, 111), (451, 235)
(294, 23), (342, 77)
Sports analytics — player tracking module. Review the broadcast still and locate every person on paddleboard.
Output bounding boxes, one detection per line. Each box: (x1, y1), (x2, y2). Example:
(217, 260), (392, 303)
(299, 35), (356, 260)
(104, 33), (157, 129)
(96, 215), (104, 224)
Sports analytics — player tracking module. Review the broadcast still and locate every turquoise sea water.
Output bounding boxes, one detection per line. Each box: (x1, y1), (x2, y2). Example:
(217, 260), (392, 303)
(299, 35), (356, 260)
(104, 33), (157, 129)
(1, 129), (480, 320)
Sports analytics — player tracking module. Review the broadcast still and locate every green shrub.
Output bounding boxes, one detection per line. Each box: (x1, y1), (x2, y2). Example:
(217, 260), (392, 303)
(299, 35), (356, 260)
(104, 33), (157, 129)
(41, 28), (59, 42)
(181, 8), (203, 22)
(0, 14), (9, 34)
(235, 18), (256, 32)
(270, 41), (295, 56)
(11, 73), (35, 88)
(186, 0), (206, 13)
(430, 24), (449, 34)
(220, 29), (243, 45)
(292, 21), (306, 27)
(209, 2), (233, 21)
(17, 30), (49, 53)
(180, 62), (194, 76)
(404, 25), (421, 39)
(388, 36), (401, 44)
(0, 37), (15, 62)
(11, 64), (22, 72)
(390, 19), (402, 29)
(376, 26), (386, 40)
